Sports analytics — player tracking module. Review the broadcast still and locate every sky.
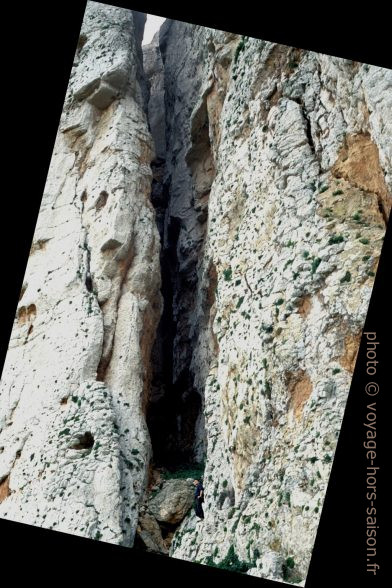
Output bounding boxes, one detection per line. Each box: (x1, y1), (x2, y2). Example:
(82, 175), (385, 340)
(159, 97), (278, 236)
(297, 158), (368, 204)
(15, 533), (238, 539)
(142, 14), (166, 45)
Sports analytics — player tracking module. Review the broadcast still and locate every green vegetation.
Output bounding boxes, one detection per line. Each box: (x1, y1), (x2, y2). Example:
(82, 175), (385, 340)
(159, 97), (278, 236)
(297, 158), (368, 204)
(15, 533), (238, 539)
(162, 462), (205, 480)
(340, 271), (351, 283)
(236, 296), (244, 308)
(359, 238), (370, 245)
(282, 556), (302, 583)
(261, 324), (273, 333)
(208, 544), (251, 574)
(311, 257), (321, 274)
(319, 185), (329, 193)
(333, 189), (344, 196)
(264, 381), (272, 398)
(234, 37), (246, 63)
(328, 234), (344, 245)
(223, 267), (233, 281)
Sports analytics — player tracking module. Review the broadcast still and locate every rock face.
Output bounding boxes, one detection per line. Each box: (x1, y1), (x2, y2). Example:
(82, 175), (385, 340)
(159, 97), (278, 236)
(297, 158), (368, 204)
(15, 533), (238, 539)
(0, 1), (162, 546)
(1, 3), (391, 585)
(153, 20), (391, 586)
(143, 31), (166, 161)
(136, 511), (169, 553)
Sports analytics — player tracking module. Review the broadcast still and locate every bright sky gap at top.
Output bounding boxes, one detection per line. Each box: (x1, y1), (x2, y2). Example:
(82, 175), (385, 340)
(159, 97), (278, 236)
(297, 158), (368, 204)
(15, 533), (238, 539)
(142, 14), (166, 45)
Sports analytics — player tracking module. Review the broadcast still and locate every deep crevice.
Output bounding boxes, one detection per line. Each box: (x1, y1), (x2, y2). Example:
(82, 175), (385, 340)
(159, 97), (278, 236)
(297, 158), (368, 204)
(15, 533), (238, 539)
(147, 209), (202, 470)
(302, 107), (316, 157)
(143, 37), (212, 476)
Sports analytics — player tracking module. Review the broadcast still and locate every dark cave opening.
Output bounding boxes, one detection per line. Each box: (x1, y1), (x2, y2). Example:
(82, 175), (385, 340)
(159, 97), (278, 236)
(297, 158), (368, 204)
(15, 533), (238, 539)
(147, 207), (202, 471)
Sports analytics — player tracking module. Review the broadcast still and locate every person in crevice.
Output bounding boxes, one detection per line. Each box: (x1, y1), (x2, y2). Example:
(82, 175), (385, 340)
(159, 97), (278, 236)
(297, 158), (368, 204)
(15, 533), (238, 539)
(193, 478), (204, 521)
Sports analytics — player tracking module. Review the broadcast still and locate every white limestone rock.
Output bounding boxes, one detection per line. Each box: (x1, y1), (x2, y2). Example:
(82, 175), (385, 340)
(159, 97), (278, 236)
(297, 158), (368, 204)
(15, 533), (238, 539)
(0, 1), (162, 548)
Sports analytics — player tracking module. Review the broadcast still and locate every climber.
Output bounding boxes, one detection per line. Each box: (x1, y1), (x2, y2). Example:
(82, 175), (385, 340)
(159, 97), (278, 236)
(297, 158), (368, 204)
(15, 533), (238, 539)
(193, 479), (204, 521)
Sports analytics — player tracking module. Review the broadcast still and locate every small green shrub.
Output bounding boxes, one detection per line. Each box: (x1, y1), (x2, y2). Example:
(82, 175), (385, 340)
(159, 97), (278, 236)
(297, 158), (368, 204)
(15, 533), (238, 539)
(328, 234), (344, 245)
(261, 324), (273, 333)
(223, 268), (232, 281)
(340, 271), (351, 283)
(286, 557), (295, 569)
(311, 257), (322, 274)
(215, 545), (251, 573)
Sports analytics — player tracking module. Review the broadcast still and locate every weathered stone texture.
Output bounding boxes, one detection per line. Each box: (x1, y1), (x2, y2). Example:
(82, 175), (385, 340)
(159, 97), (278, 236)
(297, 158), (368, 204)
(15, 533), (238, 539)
(1, 5), (390, 585)
(159, 23), (391, 585)
(0, 1), (162, 546)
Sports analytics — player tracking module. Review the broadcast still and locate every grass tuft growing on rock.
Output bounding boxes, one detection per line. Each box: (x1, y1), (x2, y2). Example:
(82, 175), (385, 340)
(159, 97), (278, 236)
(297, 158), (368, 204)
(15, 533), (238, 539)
(207, 544), (251, 574)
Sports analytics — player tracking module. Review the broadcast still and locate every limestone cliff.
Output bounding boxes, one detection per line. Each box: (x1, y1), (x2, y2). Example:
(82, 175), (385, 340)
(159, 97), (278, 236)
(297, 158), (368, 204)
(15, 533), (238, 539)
(0, 2), (162, 545)
(151, 19), (391, 585)
(1, 3), (391, 586)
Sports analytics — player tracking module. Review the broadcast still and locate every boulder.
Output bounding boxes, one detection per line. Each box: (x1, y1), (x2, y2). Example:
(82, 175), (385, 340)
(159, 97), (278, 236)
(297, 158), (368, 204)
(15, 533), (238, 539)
(148, 479), (194, 524)
(136, 512), (168, 554)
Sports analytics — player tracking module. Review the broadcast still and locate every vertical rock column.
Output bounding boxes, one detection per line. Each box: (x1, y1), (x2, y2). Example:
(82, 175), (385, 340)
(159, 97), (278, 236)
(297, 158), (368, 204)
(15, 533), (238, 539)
(0, 1), (162, 547)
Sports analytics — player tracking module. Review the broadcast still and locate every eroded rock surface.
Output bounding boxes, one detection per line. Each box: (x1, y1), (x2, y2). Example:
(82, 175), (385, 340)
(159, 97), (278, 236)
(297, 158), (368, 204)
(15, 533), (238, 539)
(157, 21), (391, 586)
(1, 4), (391, 585)
(0, 1), (162, 546)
